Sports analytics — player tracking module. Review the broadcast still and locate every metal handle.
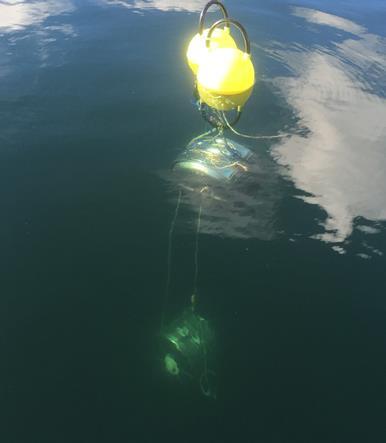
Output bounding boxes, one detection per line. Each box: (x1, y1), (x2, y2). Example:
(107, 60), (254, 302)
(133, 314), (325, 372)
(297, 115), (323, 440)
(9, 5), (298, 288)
(206, 18), (251, 54)
(199, 1), (229, 35)
(198, 100), (243, 129)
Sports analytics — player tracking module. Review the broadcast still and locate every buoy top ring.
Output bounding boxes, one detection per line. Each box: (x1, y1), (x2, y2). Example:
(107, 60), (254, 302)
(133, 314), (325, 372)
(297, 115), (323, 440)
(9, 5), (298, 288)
(199, 1), (229, 35)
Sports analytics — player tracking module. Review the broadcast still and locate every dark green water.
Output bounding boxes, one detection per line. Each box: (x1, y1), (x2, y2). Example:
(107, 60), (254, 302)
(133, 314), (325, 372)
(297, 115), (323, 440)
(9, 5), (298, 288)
(2, 1), (386, 442)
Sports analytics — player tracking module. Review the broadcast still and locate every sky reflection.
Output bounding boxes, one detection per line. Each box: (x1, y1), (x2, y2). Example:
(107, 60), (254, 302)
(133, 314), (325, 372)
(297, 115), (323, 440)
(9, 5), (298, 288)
(269, 7), (386, 252)
(104, 0), (207, 13)
(0, 1), (77, 73)
(0, 0), (75, 33)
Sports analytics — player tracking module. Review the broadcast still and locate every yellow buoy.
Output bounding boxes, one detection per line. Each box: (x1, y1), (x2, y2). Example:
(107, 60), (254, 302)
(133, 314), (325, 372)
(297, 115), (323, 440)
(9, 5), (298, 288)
(197, 19), (255, 111)
(186, 1), (237, 75)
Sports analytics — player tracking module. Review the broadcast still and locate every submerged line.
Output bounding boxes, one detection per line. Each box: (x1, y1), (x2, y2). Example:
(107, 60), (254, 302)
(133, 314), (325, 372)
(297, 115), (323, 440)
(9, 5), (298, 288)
(221, 111), (289, 140)
(193, 191), (204, 297)
(161, 189), (182, 330)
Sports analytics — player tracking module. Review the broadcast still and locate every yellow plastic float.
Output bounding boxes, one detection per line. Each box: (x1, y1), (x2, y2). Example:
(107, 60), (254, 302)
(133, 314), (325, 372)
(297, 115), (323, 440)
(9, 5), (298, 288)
(186, 1), (236, 75)
(197, 18), (255, 111)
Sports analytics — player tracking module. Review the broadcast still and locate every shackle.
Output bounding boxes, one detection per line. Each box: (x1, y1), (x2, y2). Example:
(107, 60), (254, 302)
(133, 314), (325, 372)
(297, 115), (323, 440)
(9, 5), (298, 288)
(205, 18), (251, 55)
(199, 1), (229, 35)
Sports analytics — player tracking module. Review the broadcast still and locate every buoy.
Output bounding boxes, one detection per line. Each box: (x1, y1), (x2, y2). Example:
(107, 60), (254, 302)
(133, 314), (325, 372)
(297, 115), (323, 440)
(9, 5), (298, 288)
(197, 18), (255, 111)
(186, 1), (236, 75)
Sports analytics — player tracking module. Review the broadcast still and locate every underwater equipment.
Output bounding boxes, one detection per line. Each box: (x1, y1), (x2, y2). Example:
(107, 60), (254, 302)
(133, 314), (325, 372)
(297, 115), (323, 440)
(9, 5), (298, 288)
(161, 190), (216, 398)
(173, 129), (253, 182)
(197, 18), (255, 111)
(164, 353), (179, 376)
(161, 307), (216, 398)
(158, 1), (286, 399)
(186, 1), (236, 75)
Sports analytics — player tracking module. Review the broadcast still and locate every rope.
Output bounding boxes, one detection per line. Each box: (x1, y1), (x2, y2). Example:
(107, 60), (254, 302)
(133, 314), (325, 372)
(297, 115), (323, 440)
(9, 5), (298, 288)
(215, 161), (248, 171)
(189, 128), (217, 145)
(193, 194), (203, 297)
(221, 111), (289, 140)
(198, 317), (216, 399)
(161, 189), (182, 330)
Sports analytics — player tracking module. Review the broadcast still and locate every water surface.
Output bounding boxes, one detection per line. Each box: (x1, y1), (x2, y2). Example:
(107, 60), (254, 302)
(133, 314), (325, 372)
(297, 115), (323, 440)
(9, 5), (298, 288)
(2, 1), (386, 442)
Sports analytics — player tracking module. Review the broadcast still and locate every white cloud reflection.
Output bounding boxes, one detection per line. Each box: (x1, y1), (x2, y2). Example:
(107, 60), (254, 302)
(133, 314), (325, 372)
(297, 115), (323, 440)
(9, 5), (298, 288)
(269, 8), (386, 246)
(293, 6), (365, 35)
(105, 0), (207, 12)
(0, 1), (77, 71)
(0, 0), (75, 32)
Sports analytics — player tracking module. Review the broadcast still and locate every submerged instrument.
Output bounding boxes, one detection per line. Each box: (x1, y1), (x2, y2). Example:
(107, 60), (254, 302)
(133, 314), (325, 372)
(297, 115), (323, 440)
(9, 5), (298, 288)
(161, 307), (216, 398)
(160, 1), (278, 398)
(173, 129), (253, 182)
(183, 1), (256, 183)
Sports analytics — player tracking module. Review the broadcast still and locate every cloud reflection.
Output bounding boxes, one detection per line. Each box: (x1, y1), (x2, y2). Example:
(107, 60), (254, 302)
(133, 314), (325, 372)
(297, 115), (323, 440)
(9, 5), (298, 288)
(293, 7), (365, 35)
(0, 1), (77, 71)
(269, 8), (386, 247)
(0, 0), (75, 32)
(105, 0), (208, 13)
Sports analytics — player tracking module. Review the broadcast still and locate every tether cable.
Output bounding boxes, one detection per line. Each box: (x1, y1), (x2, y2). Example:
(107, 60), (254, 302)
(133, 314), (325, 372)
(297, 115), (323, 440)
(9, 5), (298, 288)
(161, 189), (182, 330)
(192, 191), (204, 298)
(221, 111), (289, 139)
